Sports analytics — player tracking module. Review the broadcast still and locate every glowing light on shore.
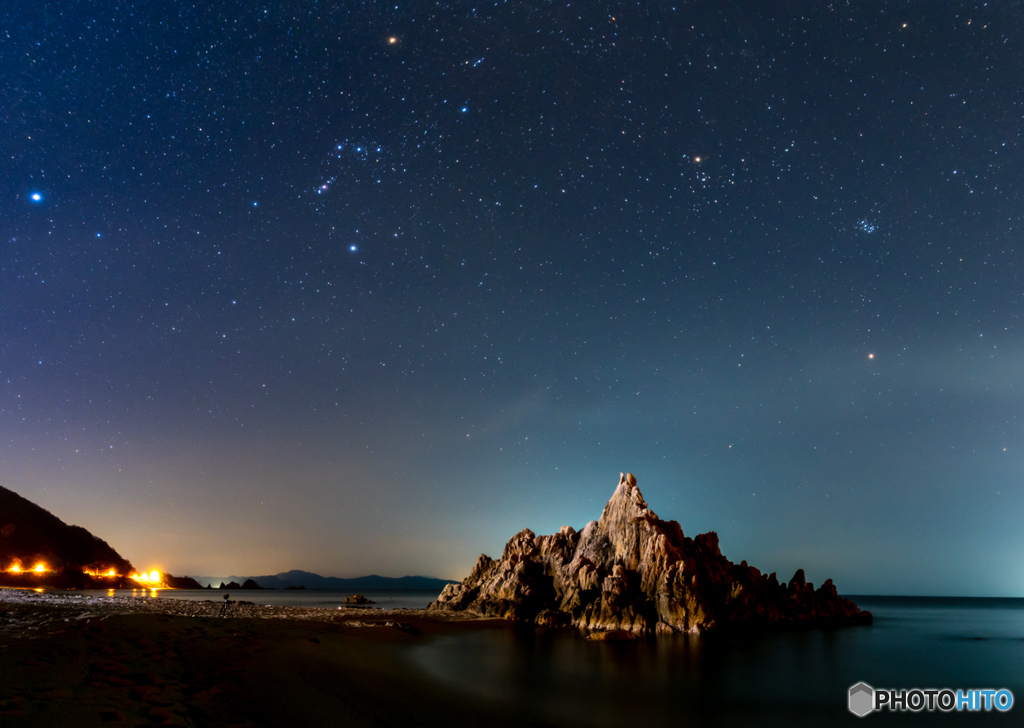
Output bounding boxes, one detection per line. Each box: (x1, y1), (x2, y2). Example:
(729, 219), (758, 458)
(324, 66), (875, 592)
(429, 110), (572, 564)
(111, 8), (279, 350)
(129, 569), (165, 587)
(84, 568), (119, 578)
(33, 563), (48, 573)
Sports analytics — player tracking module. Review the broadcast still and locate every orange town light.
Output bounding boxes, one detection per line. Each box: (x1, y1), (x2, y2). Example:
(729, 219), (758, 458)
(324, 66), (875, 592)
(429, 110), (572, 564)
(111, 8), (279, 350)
(84, 567), (121, 578)
(129, 569), (164, 586)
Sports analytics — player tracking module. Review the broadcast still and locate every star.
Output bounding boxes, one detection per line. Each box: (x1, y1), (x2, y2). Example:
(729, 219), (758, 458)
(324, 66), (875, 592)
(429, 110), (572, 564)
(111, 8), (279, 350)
(29, 192), (43, 202)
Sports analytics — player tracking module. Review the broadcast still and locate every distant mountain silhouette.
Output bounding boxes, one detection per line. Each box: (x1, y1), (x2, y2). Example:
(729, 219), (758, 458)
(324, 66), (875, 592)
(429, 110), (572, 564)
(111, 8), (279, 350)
(195, 570), (456, 591)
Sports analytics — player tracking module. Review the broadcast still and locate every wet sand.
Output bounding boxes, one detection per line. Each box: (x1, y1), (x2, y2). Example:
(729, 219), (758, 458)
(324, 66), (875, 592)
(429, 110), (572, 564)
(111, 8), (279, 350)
(0, 588), (550, 727)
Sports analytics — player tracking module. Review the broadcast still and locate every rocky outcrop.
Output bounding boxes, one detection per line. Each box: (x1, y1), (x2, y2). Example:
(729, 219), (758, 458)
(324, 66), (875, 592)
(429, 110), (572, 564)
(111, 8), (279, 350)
(429, 473), (871, 634)
(342, 594), (374, 604)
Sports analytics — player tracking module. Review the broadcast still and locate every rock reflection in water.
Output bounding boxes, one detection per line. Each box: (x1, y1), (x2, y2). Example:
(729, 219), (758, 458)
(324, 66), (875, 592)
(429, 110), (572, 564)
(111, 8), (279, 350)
(409, 626), (734, 726)
(411, 599), (1024, 727)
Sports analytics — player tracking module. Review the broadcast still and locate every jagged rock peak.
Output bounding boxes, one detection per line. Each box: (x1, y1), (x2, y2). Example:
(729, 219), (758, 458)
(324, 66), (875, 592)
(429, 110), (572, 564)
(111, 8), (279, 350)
(429, 472), (872, 635)
(600, 472), (654, 523)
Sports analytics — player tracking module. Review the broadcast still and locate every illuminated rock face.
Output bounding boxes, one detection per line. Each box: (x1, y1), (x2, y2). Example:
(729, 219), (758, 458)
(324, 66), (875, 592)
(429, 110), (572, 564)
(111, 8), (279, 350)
(430, 473), (872, 634)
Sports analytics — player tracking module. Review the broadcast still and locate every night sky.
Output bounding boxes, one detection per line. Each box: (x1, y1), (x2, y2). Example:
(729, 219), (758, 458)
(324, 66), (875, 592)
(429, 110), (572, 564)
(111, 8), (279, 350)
(2, 1), (1021, 596)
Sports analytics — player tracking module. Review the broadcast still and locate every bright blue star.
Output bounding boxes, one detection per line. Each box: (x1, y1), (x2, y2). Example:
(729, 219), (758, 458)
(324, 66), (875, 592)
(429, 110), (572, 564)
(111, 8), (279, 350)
(30, 192), (43, 202)
(350, 245), (358, 252)
(461, 107), (468, 113)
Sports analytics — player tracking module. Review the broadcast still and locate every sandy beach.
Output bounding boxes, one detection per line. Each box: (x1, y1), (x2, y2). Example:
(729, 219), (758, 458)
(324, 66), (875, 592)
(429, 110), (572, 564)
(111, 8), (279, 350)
(0, 588), (542, 727)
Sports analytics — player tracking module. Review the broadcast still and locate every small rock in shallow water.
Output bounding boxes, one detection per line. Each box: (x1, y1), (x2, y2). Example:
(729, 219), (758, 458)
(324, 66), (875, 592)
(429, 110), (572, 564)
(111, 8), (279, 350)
(342, 594), (374, 604)
(385, 621), (421, 635)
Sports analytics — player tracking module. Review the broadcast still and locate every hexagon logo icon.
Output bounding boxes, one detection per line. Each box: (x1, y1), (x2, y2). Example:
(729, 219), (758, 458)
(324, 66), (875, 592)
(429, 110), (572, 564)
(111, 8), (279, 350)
(849, 682), (874, 717)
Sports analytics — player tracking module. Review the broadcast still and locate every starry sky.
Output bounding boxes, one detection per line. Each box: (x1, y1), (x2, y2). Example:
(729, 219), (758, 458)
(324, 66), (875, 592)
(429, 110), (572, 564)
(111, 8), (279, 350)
(2, 1), (1022, 596)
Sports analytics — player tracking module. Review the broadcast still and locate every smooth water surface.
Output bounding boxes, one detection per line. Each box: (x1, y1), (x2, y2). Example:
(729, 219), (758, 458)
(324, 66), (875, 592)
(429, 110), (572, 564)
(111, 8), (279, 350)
(409, 597), (1024, 727)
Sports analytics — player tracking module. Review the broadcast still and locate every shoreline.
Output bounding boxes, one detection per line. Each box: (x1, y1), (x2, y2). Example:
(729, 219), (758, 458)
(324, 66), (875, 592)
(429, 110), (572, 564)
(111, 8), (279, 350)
(0, 587), (541, 727)
(0, 586), (484, 631)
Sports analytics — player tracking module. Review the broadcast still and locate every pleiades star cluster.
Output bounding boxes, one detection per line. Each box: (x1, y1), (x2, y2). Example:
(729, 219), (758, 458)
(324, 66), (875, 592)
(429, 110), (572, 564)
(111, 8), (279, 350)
(1, 1), (1021, 590)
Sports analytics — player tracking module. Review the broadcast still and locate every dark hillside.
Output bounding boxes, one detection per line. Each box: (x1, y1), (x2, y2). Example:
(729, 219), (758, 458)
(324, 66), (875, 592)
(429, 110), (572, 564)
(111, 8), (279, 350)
(0, 484), (135, 587)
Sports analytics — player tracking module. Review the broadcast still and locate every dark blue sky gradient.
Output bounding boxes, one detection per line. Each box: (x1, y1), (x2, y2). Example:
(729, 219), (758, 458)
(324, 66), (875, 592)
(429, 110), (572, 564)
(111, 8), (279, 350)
(2, 1), (1022, 595)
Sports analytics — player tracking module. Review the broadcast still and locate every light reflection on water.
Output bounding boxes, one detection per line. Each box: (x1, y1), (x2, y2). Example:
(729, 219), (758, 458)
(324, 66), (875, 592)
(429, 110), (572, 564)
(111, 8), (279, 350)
(409, 597), (1024, 727)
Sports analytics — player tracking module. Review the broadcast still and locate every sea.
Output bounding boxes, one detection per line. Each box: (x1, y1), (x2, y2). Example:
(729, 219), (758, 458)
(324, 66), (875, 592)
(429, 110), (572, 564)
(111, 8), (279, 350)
(68, 591), (1022, 726)
(408, 596), (1024, 727)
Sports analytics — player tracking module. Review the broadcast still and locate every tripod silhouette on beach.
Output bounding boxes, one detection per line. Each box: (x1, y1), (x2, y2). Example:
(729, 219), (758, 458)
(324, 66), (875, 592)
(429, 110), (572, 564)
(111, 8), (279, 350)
(219, 593), (231, 616)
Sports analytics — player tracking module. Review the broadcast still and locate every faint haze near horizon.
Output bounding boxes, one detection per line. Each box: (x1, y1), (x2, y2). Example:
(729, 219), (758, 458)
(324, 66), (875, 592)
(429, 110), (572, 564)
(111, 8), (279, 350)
(2, 2), (1022, 597)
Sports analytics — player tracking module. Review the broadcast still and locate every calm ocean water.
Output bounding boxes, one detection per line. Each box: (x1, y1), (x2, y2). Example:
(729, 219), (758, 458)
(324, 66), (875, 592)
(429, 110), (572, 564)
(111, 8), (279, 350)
(408, 597), (1024, 727)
